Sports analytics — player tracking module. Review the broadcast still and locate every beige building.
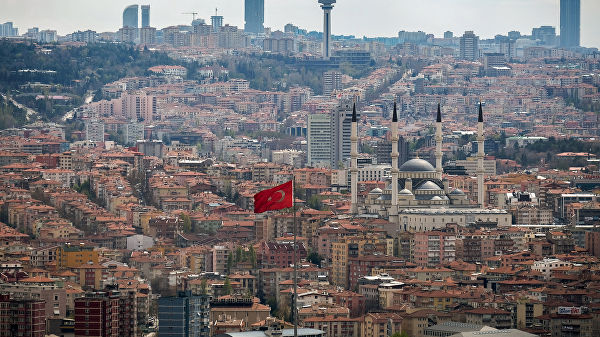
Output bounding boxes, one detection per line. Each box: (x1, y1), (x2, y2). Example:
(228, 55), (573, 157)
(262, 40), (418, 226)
(362, 312), (403, 337)
(331, 235), (393, 288)
(209, 297), (270, 328)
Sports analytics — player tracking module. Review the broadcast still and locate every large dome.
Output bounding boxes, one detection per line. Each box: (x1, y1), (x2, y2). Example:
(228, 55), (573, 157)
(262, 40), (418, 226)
(399, 158), (435, 172)
(416, 181), (442, 191)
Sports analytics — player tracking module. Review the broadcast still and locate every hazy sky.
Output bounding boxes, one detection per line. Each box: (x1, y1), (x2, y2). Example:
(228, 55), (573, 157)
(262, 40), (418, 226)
(2, 0), (599, 48)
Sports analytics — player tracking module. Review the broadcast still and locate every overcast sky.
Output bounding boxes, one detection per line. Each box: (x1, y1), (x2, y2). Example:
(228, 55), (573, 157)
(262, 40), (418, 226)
(2, 0), (599, 48)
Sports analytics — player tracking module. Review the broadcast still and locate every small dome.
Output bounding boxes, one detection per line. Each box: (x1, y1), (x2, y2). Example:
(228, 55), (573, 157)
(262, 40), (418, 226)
(450, 188), (465, 195)
(399, 158), (436, 172)
(416, 181), (442, 191)
(431, 196), (442, 201)
(399, 188), (413, 195)
(369, 187), (383, 194)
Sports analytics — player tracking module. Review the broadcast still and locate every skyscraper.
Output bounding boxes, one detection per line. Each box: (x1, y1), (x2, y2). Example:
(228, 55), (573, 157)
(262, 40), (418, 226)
(141, 5), (150, 28)
(560, 0), (580, 47)
(460, 31), (479, 61)
(244, 0), (264, 34)
(122, 5), (139, 29)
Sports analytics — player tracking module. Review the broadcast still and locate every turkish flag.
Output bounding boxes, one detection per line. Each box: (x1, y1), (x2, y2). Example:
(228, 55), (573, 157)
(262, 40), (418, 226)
(254, 180), (293, 213)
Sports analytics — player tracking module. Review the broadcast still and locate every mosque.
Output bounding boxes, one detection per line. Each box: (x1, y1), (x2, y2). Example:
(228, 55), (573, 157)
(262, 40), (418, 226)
(349, 103), (511, 231)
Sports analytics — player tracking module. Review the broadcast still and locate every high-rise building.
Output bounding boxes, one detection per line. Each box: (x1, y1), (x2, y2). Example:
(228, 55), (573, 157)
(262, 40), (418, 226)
(211, 10), (224, 33)
(141, 5), (150, 28)
(0, 22), (18, 37)
(244, 0), (264, 34)
(158, 292), (210, 337)
(318, 0), (336, 59)
(443, 31), (453, 39)
(376, 137), (409, 166)
(322, 70), (342, 96)
(331, 102), (359, 169)
(39, 30), (58, 43)
(85, 119), (105, 142)
(532, 26), (556, 46)
(122, 5), (139, 28)
(307, 102), (360, 168)
(0, 294), (45, 337)
(308, 113), (332, 168)
(460, 31), (479, 61)
(397, 30), (428, 44)
(560, 0), (580, 47)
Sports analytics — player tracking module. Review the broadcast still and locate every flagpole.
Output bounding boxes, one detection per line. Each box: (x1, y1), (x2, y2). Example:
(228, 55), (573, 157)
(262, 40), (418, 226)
(292, 177), (298, 337)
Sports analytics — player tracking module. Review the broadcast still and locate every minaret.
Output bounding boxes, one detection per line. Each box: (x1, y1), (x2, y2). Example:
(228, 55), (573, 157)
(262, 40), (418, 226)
(350, 103), (358, 214)
(391, 102), (399, 209)
(477, 102), (485, 208)
(435, 103), (443, 180)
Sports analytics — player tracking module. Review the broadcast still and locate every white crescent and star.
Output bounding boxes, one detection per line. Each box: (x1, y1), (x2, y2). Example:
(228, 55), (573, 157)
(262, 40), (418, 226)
(267, 190), (286, 203)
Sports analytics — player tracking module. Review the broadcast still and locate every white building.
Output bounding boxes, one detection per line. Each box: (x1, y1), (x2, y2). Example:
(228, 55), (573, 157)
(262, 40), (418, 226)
(532, 258), (572, 280)
(307, 113), (332, 167)
(84, 119), (105, 142)
(455, 159), (497, 176)
(39, 30), (58, 43)
(272, 149), (304, 168)
(126, 234), (155, 251)
(125, 120), (145, 145)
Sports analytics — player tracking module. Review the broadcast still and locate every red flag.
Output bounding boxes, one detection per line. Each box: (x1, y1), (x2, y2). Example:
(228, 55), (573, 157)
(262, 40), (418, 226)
(254, 180), (293, 213)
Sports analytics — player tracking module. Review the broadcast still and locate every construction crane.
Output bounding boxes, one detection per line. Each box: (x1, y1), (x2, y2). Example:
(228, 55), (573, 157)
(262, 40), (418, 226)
(182, 12), (198, 21)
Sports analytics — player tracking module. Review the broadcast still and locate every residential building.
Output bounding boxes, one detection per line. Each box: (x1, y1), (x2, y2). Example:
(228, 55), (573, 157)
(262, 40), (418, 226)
(85, 119), (105, 143)
(0, 294), (45, 337)
(323, 70), (342, 96)
(465, 307), (513, 329)
(414, 230), (456, 267)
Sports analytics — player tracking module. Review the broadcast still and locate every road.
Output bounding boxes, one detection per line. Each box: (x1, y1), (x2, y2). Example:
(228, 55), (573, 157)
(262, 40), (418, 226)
(1, 93), (39, 121)
(62, 91), (93, 122)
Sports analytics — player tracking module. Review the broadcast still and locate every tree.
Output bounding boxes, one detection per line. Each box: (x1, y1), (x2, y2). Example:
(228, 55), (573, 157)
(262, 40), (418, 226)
(389, 332), (409, 337)
(235, 246), (243, 263)
(226, 252), (234, 274)
(308, 195), (323, 210)
(181, 213), (192, 233)
(200, 279), (208, 295)
(307, 251), (323, 267)
(248, 246), (257, 268)
(223, 276), (232, 295)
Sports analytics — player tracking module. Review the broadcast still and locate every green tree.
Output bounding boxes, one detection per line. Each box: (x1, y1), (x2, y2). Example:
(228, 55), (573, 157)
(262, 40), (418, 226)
(389, 332), (409, 337)
(200, 279), (208, 295)
(308, 195), (323, 210)
(181, 213), (192, 233)
(248, 245), (257, 268)
(235, 246), (242, 263)
(307, 251), (323, 267)
(226, 252), (234, 274)
(223, 277), (232, 295)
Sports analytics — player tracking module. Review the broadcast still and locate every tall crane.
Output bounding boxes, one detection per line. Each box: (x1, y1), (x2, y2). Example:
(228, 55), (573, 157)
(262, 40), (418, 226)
(182, 12), (198, 21)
